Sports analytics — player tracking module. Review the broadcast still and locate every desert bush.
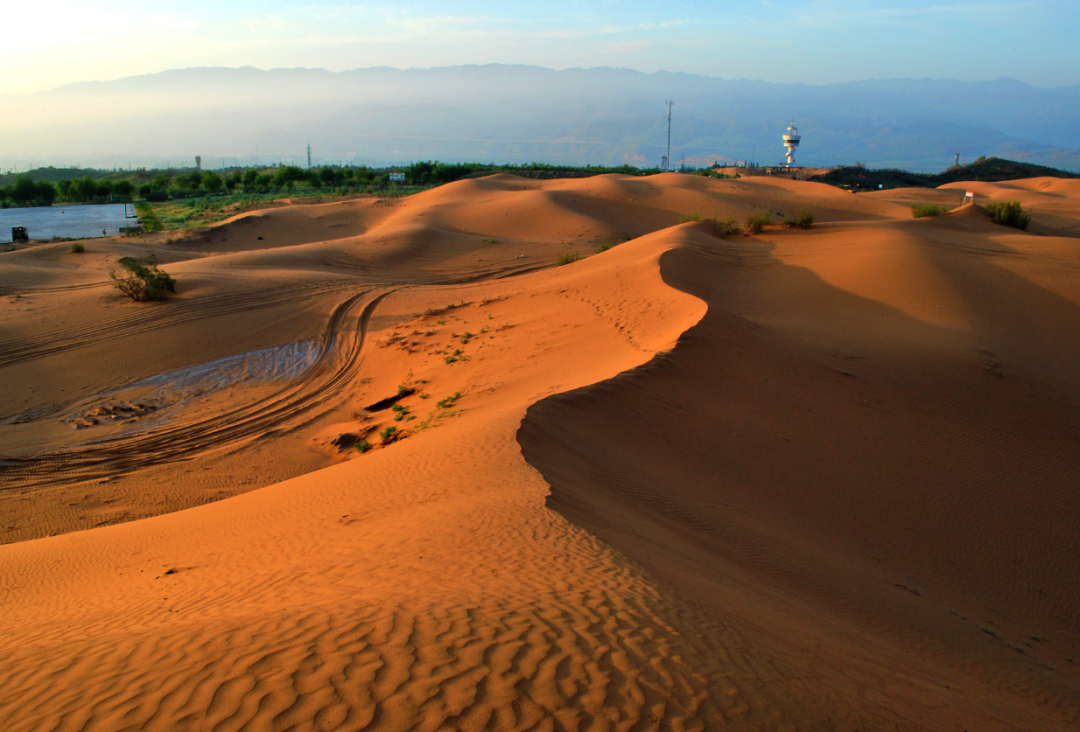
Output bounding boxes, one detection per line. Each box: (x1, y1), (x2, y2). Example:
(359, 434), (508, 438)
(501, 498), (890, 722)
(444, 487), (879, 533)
(744, 208), (771, 234)
(436, 392), (461, 409)
(355, 440), (372, 454)
(109, 257), (176, 301)
(70, 242), (85, 253)
(982, 200), (1030, 230)
(781, 209), (815, 229)
(596, 243), (610, 253)
(715, 217), (740, 237)
(911, 203), (947, 218)
(678, 211), (702, 223)
(556, 250), (583, 266)
(379, 426), (397, 442)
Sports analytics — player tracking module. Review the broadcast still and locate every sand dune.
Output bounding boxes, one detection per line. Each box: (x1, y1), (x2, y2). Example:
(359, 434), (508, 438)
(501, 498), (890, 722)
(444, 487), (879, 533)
(1, 173), (1078, 730)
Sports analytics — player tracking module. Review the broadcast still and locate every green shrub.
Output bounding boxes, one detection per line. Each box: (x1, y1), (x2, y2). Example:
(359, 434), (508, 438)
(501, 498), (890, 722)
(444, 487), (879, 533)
(678, 211), (702, 223)
(436, 392), (461, 409)
(379, 426), (397, 441)
(982, 200), (1030, 230)
(556, 250), (584, 266)
(911, 203), (947, 218)
(134, 202), (164, 232)
(70, 242), (85, 253)
(715, 217), (740, 237)
(355, 440), (372, 454)
(109, 258), (176, 301)
(781, 209), (815, 229)
(744, 209), (771, 234)
(596, 243), (610, 253)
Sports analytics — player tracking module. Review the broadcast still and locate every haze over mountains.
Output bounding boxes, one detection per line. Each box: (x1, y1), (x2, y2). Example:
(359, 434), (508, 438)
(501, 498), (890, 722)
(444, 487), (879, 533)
(4, 64), (1080, 172)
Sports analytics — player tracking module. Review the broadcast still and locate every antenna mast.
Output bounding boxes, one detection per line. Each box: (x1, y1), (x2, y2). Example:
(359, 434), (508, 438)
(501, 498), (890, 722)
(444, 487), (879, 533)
(664, 100), (674, 172)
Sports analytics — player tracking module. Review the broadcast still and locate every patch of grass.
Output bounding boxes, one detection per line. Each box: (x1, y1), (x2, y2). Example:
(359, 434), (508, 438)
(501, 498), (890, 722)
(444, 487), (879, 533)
(781, 209), (815, 229)
(444, 355), (458, 364)
(134, 202), (164, 232)
(109, 257), (176, 301)
(556, 250), (584, 266)
(379, 426), (397, 442)
(744, 208), (771, 234)
(355, 440), (372, 454)
(678, 211), (702, 223)
(418, 392), (430, 399)
(70, 242), (85, 253)
(911, 203), (947, 218)
(397, 384), (410, 397)
(436, 392), (461, 409)
(460, 331), (474, 344)
(982, 200), (1031, 230)
(596, 243), (610, 253)
(391, 404), (411, 421)
(715, 217), (740, 237)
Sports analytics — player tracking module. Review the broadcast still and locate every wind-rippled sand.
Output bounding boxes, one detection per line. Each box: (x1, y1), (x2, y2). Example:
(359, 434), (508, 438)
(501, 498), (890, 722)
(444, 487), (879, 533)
(1, 173), (1078, 730)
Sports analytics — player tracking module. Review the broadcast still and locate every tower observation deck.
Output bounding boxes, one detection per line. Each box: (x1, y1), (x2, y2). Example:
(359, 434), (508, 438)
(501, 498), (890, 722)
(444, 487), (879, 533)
(782, 121), (801, 167)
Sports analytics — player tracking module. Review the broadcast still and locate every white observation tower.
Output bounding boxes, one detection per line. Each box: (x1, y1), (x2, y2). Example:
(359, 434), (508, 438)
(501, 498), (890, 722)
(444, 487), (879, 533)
(782, 121), (801, 167)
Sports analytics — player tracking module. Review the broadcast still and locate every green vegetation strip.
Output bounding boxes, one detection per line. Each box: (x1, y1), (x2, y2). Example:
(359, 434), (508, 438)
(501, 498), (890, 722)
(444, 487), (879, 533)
(134, 202), (163, 232)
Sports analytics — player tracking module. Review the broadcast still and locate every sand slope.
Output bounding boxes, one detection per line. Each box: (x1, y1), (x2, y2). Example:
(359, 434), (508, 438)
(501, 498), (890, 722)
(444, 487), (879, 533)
(2, 175), (1079, 730)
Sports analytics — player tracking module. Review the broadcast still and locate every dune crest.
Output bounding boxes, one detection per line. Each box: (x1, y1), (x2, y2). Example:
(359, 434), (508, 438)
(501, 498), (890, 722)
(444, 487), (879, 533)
(2, 173), (1079, 729)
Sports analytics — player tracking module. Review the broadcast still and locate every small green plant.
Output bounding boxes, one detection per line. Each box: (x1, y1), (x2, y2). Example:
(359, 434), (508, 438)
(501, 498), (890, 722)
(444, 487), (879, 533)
(436, 392), (461, 409)
(556, 250), (583, 266)
(397, 384), (409, 396)
(379, 426), (397, 441)
(70, 242), (85, 253)
(911, 203), (947, 218)
(678, 211), (702, 223)
(781, 209), (815, 229)
(110, 257), (177, 301)
(392, 404), (411, 421)
(596, 243), (610, 253)
(444, 355), (458, 364)
(715, 217), (740, 237)
(418, 392), (430, 399)
(355, 440), (372, 454)
(744, 209), (771, 234)
(460, 331), (473, 344)
(982, 200), (1030, 230)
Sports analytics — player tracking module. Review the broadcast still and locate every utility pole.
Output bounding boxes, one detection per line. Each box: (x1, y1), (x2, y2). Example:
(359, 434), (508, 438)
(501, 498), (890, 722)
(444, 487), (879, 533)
(665, 100), (674, 172)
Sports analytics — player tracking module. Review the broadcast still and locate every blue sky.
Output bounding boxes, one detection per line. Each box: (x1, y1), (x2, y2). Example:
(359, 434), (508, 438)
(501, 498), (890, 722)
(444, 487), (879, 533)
(6, 1), (1077, 94)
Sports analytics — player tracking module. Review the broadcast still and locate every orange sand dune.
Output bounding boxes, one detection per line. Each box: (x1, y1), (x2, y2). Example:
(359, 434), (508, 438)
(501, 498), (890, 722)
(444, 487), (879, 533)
(2, 174), (1079, 730)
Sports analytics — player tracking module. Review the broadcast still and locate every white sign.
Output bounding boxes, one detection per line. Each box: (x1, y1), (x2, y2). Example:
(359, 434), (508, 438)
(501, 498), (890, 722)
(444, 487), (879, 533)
(963, 190), (975, 204)
(389, 172), (406, 183)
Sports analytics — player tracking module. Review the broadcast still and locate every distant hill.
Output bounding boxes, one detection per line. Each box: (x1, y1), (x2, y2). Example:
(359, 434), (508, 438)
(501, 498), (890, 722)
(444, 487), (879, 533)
(810, 157), (1080, 190)
(2, 66), (1079, 172)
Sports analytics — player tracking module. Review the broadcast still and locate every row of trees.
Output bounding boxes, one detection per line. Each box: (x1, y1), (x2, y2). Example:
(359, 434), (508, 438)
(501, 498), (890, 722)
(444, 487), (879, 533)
(1, 161), (657, 207)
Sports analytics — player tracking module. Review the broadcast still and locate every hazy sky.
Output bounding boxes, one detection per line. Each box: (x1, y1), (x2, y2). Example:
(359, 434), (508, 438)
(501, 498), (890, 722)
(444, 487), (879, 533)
(6, 1), (1078, 94)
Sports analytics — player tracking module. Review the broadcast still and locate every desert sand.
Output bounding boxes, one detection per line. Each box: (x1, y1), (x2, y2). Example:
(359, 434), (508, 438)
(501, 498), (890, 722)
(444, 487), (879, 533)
(1, 173), (1078, 730)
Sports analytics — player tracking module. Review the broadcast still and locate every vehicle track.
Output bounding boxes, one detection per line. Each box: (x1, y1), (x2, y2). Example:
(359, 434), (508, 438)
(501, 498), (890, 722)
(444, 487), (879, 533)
(0, 287), (389, 488)
(0, 279), (362, 368)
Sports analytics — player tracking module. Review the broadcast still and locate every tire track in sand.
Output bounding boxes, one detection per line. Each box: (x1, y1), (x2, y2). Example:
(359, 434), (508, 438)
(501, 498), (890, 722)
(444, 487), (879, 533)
(0, 288), (390, 488)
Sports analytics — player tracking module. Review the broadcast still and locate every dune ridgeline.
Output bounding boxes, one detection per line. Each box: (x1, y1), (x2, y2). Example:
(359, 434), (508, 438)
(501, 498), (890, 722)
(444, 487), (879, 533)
(1, 173), (1078, 730)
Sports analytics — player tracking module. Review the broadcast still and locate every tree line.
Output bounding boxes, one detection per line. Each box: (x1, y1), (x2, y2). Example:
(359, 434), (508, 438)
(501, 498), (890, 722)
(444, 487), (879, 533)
(0, 161), (659, 208)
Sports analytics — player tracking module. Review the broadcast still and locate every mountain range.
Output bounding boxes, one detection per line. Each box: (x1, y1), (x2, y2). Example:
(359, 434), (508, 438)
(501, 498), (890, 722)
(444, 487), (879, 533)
(3, 65), (1079, 172)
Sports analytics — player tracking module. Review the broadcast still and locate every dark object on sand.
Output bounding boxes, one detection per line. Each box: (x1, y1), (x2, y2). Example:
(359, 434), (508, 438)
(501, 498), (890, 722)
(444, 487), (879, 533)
(12, 226), (29, 243)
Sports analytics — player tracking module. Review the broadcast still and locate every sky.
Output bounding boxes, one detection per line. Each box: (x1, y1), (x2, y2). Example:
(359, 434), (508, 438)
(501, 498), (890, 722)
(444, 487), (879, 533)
(5, 1), (1078, 95)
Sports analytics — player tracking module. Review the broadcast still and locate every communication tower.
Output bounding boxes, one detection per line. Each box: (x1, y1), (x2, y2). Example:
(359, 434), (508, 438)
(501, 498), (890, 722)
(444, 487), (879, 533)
(664, 100), (674, 171)
(782, 121), (800, 167)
